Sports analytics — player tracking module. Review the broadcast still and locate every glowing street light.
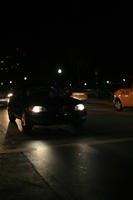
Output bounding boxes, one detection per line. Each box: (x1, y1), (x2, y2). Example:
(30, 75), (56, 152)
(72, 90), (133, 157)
(24, 76), (27, 81)
(84, 82), (87, 86)
(9, 81), (12, 84)
(123, 78), (126, 82)
(57, 68), (62, 74)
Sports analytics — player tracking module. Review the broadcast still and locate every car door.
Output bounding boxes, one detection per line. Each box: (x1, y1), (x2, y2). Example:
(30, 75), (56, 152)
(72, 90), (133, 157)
(121, 88), (133, 107)
(127, 88), (133, 107)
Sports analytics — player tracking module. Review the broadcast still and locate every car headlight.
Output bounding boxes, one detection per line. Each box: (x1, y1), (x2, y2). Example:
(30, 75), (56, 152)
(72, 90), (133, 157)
(75, 104), (85, 111)
(29, 106), (47, 113)
(7, 93), (13, 97)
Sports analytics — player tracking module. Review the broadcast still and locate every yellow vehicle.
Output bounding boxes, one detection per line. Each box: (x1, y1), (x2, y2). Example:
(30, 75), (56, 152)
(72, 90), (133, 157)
(113, 84), (133, 111)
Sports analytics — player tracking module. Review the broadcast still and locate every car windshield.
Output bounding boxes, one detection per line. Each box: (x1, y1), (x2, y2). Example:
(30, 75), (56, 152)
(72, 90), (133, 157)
(26, 86), (66, 100)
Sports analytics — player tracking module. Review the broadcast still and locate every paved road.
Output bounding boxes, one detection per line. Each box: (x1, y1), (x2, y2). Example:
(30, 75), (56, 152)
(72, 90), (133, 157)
(1, 101), (133, 199)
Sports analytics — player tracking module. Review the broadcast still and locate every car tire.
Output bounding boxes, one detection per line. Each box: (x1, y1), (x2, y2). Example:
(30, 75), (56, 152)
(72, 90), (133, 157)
(21, 112), (32, 131)
(114, 99), (122, 111)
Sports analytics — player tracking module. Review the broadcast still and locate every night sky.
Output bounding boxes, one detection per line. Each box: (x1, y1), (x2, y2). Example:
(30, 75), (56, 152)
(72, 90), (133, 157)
(1, 2), (131, 84)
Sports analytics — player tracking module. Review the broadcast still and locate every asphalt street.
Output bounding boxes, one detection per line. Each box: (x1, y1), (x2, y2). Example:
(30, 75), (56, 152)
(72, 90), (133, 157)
(1, 99), (133, 199)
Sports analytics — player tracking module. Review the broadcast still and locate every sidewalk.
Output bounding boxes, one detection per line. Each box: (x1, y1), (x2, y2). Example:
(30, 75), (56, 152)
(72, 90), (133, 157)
(0, 152), (61, 200)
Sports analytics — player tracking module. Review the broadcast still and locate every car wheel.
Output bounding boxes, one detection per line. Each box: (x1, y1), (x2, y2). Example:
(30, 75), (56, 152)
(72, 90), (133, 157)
(114, 100), (122, 111)
(21, 112), (32, 131)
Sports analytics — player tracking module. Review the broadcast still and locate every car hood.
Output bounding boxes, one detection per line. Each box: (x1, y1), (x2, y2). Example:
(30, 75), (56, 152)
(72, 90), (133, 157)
(27, 96), (81, 107)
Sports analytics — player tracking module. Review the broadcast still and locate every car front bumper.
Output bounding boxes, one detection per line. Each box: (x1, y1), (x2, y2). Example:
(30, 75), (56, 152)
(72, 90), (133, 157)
(27, 110), (87, 126)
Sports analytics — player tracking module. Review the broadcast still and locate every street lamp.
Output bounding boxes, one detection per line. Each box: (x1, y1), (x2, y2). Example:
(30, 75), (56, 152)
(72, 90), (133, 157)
(57, 68), (62, 74)
(84, 82), (87, 86)
(24, 76), (27, 81)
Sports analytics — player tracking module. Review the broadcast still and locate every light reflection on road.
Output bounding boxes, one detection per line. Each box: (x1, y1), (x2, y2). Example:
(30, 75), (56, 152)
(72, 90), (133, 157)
(0, 109), (76, 156)
(25, 140), (53, 160)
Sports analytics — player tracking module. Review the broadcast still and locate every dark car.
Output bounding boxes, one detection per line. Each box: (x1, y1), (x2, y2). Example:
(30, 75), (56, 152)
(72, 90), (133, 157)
(8, 85), (87, 130)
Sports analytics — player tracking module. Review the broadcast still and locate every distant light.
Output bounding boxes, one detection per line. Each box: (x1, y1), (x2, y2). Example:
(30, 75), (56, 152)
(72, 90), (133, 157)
(10, 81), (12, 84)
(69, 83), (72, 86)
(8, 93), (13, 97)
(123, 78), (126, 82)
(24, 77), (27, 80)
(84, 82), (87, 86)
(106, 80), (110, 84)
(1, 82), (3, 86)
(0, 68), (3, 71)
(16, 63), (20, 66)
(0, 60), (4, 64)
(58, 68), (62, 74)
(94, 71), (98, 76)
